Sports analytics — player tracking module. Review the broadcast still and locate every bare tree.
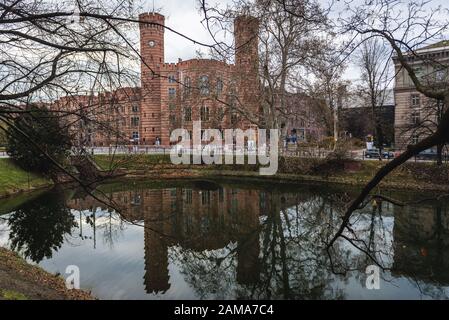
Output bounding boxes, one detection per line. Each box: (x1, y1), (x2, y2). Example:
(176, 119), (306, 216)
(357, 38), (392, 159)
(326, 0), (449, 247)
(0, 0), (224, 178)
(310, 51), (349, 147)
(255, 0), (329, 136)
(198, 0), (331, 142)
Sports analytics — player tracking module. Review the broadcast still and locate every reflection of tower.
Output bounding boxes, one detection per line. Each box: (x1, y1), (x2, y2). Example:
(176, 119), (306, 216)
(237, 233), (260, 285)
(236, 190), (260, 285)
(143, 190), (171, 294)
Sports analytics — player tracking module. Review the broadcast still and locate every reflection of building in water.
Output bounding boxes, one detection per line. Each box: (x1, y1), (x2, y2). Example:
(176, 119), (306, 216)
(392, 201), (449, 284)
(68, 186), (263, 293)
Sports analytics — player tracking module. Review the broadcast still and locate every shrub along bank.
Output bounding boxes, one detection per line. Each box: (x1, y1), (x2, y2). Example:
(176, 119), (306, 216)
(93, 154), (449, 192)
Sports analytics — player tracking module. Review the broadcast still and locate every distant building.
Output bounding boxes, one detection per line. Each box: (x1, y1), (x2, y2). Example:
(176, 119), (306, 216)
(282, 92), (329, 143)
(340, 89), (395, 146)
(393, 41), (449, 150)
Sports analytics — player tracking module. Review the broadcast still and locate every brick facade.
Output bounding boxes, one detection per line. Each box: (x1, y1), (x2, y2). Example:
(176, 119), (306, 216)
(138, 13), (260, 146)
(54, 12), (261, 147)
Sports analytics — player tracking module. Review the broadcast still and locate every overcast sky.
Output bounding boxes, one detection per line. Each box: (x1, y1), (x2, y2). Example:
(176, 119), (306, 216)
(138, 0), (449, 83)
(140, 0), (234, 63)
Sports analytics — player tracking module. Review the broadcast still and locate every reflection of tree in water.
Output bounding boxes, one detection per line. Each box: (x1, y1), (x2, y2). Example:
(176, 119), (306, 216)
(330, 194), (449, 300)
(46, 181), (449, 299)
(165, 188), (449, 300)
(241, 192), (349, 300)
(7, 192), (76, 263)
(391, 200), (449, 299)
(97, 211), (126, 249)
(169, 245), (239, 299)
(168, 190), (351, 300)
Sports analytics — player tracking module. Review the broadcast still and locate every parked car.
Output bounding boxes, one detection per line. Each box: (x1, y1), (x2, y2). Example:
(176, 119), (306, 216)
(416, 149), (438, 160)
(364, 149), (395, 159)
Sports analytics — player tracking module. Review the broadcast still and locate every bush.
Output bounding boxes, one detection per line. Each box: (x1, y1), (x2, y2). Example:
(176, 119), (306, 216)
(6, 106), (72, 175)
(317, 136), (336, 149)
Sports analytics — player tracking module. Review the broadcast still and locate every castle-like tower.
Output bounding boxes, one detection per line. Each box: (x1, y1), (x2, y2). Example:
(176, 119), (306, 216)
(138, 12), (260, 146)
(234, 16), (260, 128)
(139, 13), (167, 145)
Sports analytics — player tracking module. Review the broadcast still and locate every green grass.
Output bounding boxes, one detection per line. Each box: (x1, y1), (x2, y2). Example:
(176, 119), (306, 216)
(94, 154), (172, 171)
(1, 290), (28, 300)
(94, 154), (263, 171)
(0, 159), (52, 198)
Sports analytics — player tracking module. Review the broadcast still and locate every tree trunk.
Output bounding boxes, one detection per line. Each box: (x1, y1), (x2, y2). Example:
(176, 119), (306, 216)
(327, 133), (443, 248)
(437, 143), (444, 166)
(333, 108), (339, 151)
(375, 123), (384, 161)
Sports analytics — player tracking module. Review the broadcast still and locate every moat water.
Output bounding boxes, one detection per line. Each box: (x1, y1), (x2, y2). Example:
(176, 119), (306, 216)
(1, 178), (449, 300)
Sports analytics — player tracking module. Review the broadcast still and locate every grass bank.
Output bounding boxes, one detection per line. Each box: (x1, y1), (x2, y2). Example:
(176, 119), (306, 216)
(0, 247), (93, 300)
(94, 154), (449, 192)
(0, 159), (53, 199)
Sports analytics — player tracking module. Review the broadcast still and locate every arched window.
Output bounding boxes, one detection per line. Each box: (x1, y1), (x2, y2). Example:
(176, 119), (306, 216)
(199, 75), (210, 96)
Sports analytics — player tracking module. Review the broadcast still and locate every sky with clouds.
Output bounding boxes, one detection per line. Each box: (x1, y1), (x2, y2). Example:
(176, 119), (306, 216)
(140, 0), (234, 63)
(139, 0), (449, 83)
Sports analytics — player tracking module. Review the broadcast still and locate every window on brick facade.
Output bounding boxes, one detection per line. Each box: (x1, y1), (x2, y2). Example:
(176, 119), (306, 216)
(216, 78), (223, 95)
(200, 105), (210, 121)
(184, 107), (192, 121)
(199, 75), (210, 96)
(412, 133), (419, 145)
(131, 116), (139, 127)
(411, 94), (421, 108)
(184, 77), (191, 98)
(169, 88), (176, 98)
(132, 132), (139, 140)
(185, 189), (192, 204)
(201, 191), (211, 205)
(169, 103), (176, 111)
(168, 75), (176, 83)
(132, 104), (139, 112)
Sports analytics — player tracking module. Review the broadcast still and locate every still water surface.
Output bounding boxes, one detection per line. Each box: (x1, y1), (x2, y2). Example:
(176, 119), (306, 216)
(0, 179), (448, 300)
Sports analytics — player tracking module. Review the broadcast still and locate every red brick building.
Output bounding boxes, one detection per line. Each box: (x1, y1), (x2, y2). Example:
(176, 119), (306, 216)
(139, 12), (260, 146)
(55, 12), (261, 147)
